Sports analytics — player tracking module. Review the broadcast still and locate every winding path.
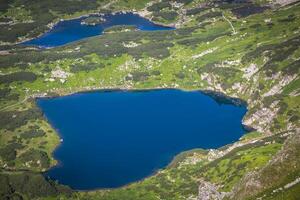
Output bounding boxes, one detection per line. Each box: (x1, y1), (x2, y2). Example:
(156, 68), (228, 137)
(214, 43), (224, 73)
(222, 14), (237, 35)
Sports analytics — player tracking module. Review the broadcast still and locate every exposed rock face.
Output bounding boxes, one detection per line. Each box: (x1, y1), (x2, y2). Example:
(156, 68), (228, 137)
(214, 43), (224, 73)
(192, 47), (218, 59)
(197, 180), (225, 200)
(272, 0), (299, 6)
(263, 74), (297, 97)
(243, 105), (279, 133)
(230, 130), (300, 199)
(242, 63), (258, 80)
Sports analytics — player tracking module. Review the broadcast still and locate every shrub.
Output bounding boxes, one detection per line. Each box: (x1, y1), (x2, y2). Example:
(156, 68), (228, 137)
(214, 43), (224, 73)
(19, 149), (50, 169)
(282, 59), (300, 76)
(0, 72), (37, 84)
(104, 25), (137, 33)
(4, 171), (72, 199)
(0, 88), (19, 101)
(0, 143), (24, 161)
(289, 115), (299, 123)
(147, 2), (171, 12)
(175, 0), (193, 5)
(197, 63), (240, 79)
(177, 32), (229, 47)
(196, 12), (222, 22)
(21, 129), (46, 140)
(174, 27), (198, 36)
(278, 101), (288, 115)
(0, 174), (12, 198)
(175, 72), (185, 79)
(249, 23), (262, 29)
(151, 70), (161, 76)
(231, 5), (268, 18)
(0, 147), (16, 161)
(0, 88), (10, 98)
(277, 14), (296, 23)
(128, 42), (174, 59)
(186, 7), (206, 16)
(0, 108), (43, 131)
(70, 62), (105, 73)
(241, 35), (300, 76)
(153, 11), (178, 21)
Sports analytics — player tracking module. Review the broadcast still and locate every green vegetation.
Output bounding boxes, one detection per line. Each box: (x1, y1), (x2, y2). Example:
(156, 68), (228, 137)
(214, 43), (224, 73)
(0, 0), (299, 199)
(240, 131), (262, 141)
(81, 16), (106, 26)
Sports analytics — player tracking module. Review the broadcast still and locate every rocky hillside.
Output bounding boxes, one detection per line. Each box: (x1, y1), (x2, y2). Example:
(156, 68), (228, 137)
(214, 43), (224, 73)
(0, 0), (299, 199)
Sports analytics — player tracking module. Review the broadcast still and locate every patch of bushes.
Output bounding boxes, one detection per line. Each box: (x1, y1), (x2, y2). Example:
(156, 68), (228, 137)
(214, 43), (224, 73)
(289, 115), (299, 123)
(175, 72), (185, 79)
(75, 32), (175, 59)
(70, 62), (105, 73)
(186, 7), (207, 16)
(19, 149), (50, 169)
(241, 36), (300, 77)
(0, 142), (24, 161)
(104, 25), (137, 33)
(153, 11), (178, 21)
(278, 101), (288, 115)
(277, 14), (296, 23)
(0, 171), (72, 199)
(0, 71), (37, 84)
(282, 59), (300, 76)
(196, 12), (222, 22)
(0, 88), (19, 101)
(0, 22), (45, 43)
(0, 108), (43, 131)
(81, 16), (105, 26)
(197, 63), (240, 78)
(263, 39), (300, 77)
(0, 174), (12, 198)
(175, 27), (198, 36)
(0, 88), (10, 98)
(21, 129), (46, 140)
(151, 70), (161, 76)
(147, 2), (171, 12)
(177, 32), (230, 47)
(175, 0), (193, 5)
(128, 42), (174, 59)
(249, 23), (262, 29)
(262, 95), (280, 107)
(0, 147), (16, 162)
(231, 5), (268, 18)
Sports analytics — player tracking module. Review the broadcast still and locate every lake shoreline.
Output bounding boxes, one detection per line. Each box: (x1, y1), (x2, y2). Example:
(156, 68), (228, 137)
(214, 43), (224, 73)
(36, 87), (249, 191)
(17, 11), (174, 48)
(36, 86), (248, 109)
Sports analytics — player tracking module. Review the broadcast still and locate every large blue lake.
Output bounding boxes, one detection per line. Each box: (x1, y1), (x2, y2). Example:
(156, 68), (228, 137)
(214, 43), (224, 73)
(37, 89), (247, 190)
(22, 12), (174, 48)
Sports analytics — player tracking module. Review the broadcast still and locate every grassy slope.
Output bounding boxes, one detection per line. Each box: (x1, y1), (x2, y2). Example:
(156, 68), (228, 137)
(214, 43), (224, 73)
(0, 0), (300, 199)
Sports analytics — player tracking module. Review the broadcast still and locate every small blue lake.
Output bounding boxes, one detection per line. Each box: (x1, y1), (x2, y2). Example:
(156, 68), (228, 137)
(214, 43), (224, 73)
(37, 89), (247, 190)
(22, 12), (174, 48)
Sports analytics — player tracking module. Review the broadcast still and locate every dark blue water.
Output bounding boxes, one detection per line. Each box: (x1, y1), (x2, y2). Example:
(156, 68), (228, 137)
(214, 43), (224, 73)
(22, 12), (174, 48)
(37, 90), (247, 190)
